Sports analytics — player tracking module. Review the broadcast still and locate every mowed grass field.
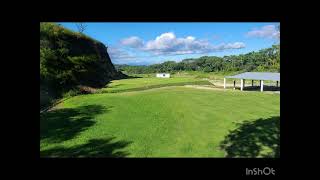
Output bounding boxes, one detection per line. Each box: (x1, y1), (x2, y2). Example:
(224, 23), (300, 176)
(40, 78), (280, 157)
(99, 77), (211, 93)
(40, 76), (280, 157)
(119, 71), (280, 88)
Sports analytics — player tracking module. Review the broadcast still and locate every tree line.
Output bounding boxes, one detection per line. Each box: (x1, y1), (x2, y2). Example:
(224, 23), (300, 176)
(115, 45), (280, 74)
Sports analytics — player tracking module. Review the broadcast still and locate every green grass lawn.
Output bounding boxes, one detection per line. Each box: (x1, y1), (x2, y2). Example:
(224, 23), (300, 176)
(40, 83), (280, 157)
(124, 71), (280, 87)
(99, 77), (211, 93)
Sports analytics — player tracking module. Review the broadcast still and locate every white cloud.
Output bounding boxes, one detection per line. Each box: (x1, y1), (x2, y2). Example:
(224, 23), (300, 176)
(121, 32), (245, 55)
(246, 25), (280, 39)
(108, 47), (136, 59)
(216, 42), (246, 50)
(110, 33), (246, 64)
(120, 36), (144, 48)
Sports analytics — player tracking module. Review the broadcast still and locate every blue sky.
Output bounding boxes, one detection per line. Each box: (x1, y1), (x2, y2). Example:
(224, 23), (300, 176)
(59, 22), (280, 65)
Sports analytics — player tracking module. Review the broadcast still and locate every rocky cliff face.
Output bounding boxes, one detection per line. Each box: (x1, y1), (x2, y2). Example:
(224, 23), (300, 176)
(40, 23), (126, 109)
(65, 35), (126, 87)
(40, 23), (126, 86)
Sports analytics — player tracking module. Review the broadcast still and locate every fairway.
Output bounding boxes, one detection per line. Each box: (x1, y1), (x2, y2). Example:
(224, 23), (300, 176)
(40, 85), (280, 157)
(99, 77), (211, 93)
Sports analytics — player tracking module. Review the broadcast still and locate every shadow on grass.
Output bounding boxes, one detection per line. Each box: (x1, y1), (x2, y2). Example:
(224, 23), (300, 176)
(40, 137), (132, 158)
(220, 116), (280, 158)
(244, 85), (280, 92)
(124, 75), (143, 79)
(40, 105), (108, 143)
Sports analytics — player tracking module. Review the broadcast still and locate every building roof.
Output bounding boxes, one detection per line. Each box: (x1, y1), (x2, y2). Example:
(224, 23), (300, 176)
(225, 72), (280, 81)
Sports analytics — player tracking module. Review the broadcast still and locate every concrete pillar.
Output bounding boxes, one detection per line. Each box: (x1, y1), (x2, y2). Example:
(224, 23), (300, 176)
(261, 80), (264, 92)
(252, 80), (254, 86)
(224, 78), (226, 89)
(240, 79), (243, 91)
(276, 81), (279, 87)
(233, 80), (236, 90)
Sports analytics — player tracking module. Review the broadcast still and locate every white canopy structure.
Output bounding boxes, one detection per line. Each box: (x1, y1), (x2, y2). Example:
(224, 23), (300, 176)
(224, 72), (280, 92)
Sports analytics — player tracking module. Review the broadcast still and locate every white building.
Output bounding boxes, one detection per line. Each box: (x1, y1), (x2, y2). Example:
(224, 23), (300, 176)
(156, 73), (170, 78)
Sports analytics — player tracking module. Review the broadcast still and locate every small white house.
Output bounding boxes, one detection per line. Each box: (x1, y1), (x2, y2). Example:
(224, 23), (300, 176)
(156, 73), (170, 78)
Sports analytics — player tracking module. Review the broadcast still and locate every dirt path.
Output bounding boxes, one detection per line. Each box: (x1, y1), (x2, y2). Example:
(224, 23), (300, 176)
(184, 84), (280, 94)
(184, 85), (227, 91)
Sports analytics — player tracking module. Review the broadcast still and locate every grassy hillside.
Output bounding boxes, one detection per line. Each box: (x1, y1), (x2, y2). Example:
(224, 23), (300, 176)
(40, 85), (280, 157)
(40, 23), (125, 109)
